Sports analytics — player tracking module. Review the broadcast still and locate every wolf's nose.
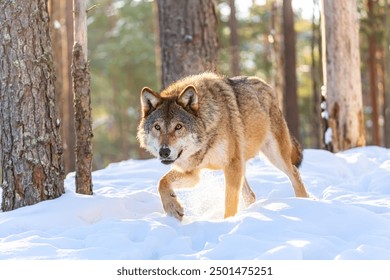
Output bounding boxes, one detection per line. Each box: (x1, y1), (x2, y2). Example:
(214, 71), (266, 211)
(159, 147), (171, 159)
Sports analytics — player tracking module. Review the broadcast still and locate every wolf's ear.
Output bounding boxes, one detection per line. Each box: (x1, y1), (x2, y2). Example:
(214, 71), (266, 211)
(140, 87), (161, 117)
(177, 85), (199, 113)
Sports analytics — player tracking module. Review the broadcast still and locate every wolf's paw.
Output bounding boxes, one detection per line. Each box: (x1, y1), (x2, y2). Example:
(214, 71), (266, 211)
(161, 193), (184, 221)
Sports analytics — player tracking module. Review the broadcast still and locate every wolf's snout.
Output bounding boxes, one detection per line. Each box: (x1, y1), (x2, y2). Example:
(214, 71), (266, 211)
(159, 147), (171, 159)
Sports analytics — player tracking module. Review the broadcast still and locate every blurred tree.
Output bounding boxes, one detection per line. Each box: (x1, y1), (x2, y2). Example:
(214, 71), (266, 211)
(359, 0), (387, 146)
(48, 0), (76, 174)
(153, 1), (162, 87)
(367, 0), (381, 146)
(65, 1), (76, 169)
(270, 0), (284, 111)
(321, 0), (366, 152)
(233, 2), (273, 80)
(229, 0), (240, 76)
(156, 0), (219, 87)
(294, 16), (321, 149)
(218, 0), (315, 146)
(385, 0), (390, 147)
(88, 0), (158, 167)
(283, 0), (300, 142)
(0, 0), (65, 211)
(310, 0), (323, 148)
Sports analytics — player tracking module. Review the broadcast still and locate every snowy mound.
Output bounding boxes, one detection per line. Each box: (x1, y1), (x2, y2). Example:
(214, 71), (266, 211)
(1, 147), (390, 260)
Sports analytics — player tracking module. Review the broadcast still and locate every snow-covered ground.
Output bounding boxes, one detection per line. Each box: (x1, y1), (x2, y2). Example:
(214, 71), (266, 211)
(1, 146), (390, 260)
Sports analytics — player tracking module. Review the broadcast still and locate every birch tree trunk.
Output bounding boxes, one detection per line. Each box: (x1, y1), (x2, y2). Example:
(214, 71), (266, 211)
(0, 0), (65, 211)
(156, 0), (219, 88)
(321, 0), (366, 152)
(72, 0), (93, 195)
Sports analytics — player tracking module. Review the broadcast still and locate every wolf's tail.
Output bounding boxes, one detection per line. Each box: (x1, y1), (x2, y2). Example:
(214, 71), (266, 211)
(291, 136), (303, 168)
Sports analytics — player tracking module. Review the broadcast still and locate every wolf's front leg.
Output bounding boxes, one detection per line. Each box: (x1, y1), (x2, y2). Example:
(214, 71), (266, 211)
(158, 169), (200, 221)
(224, 160), (245, 219)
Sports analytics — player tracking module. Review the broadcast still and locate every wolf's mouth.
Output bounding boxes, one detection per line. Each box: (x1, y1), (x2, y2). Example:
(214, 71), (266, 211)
(161, 150), (182, 165)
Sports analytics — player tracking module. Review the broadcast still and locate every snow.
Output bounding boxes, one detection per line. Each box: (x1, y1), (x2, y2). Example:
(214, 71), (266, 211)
(321, 109), (328, 120)
(324, 127), (332, 145)
(1, 146), (390, 260)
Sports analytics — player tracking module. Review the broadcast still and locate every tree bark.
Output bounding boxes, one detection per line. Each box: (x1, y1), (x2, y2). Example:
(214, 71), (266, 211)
(156, 0), (219, 88)
(0, 0), (65, 211)
(310, 0), (323, 148)
(153, 0), (162, 89)
(229, 0), (240, 76)
(282, 0), (300, 142)
(72, 0), (93, 195)
(270, 0), (284, 111)
(383, 0), (390, 147)
(367, 0), (380, 146)
(49, 0), (76, 174)
(321, 0), (366, 152)
(64, 0), (76, 173)
(48, 0), (64, 107)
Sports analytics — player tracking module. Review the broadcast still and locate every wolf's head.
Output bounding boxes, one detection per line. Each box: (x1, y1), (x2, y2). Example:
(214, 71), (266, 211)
(137, 85), (201, 165)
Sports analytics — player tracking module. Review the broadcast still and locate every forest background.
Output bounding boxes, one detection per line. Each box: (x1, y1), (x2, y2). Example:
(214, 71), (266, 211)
(48, 0), (390, 171)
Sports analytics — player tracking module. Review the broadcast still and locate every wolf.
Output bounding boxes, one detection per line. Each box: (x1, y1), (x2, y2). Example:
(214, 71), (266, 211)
(137, 72), (309, 221)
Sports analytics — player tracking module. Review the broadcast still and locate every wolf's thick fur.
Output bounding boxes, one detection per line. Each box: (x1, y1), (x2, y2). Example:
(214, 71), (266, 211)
(137, 72), (308, 220)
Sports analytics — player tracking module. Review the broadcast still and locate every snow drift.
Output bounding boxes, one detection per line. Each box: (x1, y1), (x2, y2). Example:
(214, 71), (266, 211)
(1, 146), (390, 260)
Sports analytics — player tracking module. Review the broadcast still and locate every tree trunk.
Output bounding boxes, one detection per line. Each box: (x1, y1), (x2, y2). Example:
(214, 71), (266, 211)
(383, 0), (390, 147)
(156, 0), (219, 88)
(367, 0), (380, 146)
(229, 0), (240, 76)
(282, 0), (300, 142)
(0, 0), (65, 211)
(72, 0), (93, 195)
(270, 0), (284, 112)
(48, 0), (64, 106)
(153, 0), (162, 89)
(321, 0), (366, 152)
(49, 0), (76, 174)
(310, 0), (323, 148)
(64, 0), (76, 173)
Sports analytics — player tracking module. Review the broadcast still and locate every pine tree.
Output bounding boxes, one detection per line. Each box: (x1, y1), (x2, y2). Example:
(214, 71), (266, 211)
(282, 0), (300, 142)
(72, 0), (93, 195)
(156, 0), (219, 87)
(321, 0), (366, 152)
(0, 0), (65, 211)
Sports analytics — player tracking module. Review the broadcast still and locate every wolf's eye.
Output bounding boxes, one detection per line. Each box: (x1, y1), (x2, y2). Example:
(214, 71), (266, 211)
(175, 124), (182, 131)
(154, 124), (161, 131)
